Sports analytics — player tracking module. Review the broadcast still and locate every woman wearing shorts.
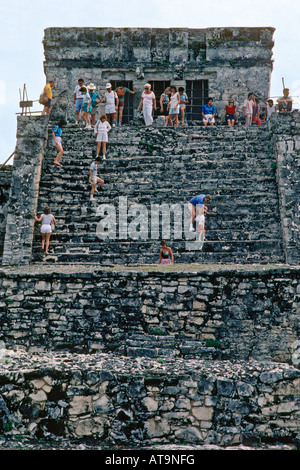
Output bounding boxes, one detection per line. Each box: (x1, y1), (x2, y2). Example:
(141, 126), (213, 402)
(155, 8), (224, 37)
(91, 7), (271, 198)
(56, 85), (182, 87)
(168, 86), (180, 127)
(35, 206), (56, 255)
(52, 119), (66, 167)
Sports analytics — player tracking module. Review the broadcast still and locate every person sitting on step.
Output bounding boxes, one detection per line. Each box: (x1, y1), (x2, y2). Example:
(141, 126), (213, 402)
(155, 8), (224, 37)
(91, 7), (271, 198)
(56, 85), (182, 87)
(158, 240), (174, 265)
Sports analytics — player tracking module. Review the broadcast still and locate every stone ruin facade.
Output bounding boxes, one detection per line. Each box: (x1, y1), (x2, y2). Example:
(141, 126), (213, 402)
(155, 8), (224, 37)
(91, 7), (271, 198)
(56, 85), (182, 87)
(43, 26), (275, 122)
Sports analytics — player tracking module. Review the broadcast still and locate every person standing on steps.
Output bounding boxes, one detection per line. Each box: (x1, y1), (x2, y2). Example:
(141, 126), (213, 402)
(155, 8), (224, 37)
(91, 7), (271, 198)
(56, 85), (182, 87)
(178, 87), (189, 126)
(140, 83), (156, 127)
(263, 99), (277, 122)
(115, 84), (136, 126)
(80, 87), (92, 129)
(160, 87), (172, 127)
(89, 156), (104, 201)
(103, 83), (118, 128)
(88, 83), (101, 127)
(188, 194), (211, 232)
(73, 78), (85, 125)
(202, 98), (216, 127)
(252, 97), (262, 126)
(94, 113), (111, 160)
(52, 119), (66, 167)
(243, 92), (255, 126)
(158, 240), (174, 265)
(41, 80), (55, 116)
(35, 206), (56, 255)
(168, 86), (180, 128)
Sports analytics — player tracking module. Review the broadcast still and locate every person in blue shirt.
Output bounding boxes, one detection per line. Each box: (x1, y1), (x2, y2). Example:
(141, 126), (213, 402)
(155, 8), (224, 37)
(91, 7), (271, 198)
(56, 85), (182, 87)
(188, 194), (212, 231)
(52, 119), (66, 167)
(202, 98), (216, 127)
(88, 83), (102, 126)
(178, 87), (189, 126)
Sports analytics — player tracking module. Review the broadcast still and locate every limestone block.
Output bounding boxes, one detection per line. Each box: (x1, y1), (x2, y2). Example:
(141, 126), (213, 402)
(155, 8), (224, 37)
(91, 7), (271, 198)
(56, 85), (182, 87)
(69, 395), (93, 416)
(192, 406), (214, 421)
(70, 416), (106, 438)
(193, 301), (206, 310)
(93, 394), (114, 413)
(175, 398), (191, 410)
(174, 426), (203, 443)
(145, 418), (170, 437)
(29, 390), (47, 403)
(142, 396), (159, 412)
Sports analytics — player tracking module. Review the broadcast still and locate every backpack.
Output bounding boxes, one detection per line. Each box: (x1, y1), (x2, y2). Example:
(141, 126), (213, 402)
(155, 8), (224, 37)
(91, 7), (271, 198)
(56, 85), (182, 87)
(39, 91), (48, 105)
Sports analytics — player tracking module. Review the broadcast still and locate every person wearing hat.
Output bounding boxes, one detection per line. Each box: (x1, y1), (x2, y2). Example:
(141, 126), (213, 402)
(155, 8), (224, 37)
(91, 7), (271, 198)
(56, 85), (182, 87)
(102, 83), (118, 127)
(88, 83), (101, 127)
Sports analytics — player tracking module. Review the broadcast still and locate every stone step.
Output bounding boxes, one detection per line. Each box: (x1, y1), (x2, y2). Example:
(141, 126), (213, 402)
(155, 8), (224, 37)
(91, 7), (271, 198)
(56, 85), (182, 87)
(32, 239), (284, 264)
(37, 194), (280, 211)
(46, 147), (275, 161)
(33, 226), (282, 244)
(38, 183), (278, 200)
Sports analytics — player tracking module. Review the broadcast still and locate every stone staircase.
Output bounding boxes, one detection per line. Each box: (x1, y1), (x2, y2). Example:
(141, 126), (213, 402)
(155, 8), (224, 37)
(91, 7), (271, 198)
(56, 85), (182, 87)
(32, 124), (284, 265)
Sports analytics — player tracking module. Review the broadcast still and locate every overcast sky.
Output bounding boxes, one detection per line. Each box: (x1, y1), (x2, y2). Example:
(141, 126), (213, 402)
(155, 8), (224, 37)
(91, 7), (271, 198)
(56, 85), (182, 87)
(0, 0), (299, 164)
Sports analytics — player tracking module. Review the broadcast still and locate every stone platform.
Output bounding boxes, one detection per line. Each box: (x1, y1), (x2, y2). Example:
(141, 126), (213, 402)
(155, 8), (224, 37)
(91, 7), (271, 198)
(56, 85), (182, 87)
(0, 263), (299, 448)
(0, 346), (299, 448)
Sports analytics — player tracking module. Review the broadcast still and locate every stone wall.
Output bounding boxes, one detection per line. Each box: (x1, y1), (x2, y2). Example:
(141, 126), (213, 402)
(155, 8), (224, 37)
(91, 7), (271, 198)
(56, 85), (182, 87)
(268, 112), (300, 264)
(0, 166), (13, 258)
(1, 116), (50, 266)
(0, 265), (299, 364)
(0, 349), (299, 447)
(43, 27), (274, 122)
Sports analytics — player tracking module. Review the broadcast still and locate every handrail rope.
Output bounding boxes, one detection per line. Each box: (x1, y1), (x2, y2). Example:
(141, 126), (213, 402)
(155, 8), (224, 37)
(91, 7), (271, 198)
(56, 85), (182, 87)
(0, 151), (16, 171)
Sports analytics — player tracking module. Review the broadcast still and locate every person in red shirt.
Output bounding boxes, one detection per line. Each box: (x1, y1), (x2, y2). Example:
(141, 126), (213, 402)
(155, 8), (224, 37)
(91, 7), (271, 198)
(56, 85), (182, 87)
(221, 99), (238, 128)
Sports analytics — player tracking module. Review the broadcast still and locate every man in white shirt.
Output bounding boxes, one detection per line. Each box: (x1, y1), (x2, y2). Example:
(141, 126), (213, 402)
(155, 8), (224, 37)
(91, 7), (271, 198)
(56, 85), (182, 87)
(73, 78), (85, 125)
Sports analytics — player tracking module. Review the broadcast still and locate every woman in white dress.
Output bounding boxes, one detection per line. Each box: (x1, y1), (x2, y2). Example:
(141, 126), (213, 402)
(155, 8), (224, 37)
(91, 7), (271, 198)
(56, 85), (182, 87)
(94, 113), (112, 160)
(140, 83), (156, 127)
